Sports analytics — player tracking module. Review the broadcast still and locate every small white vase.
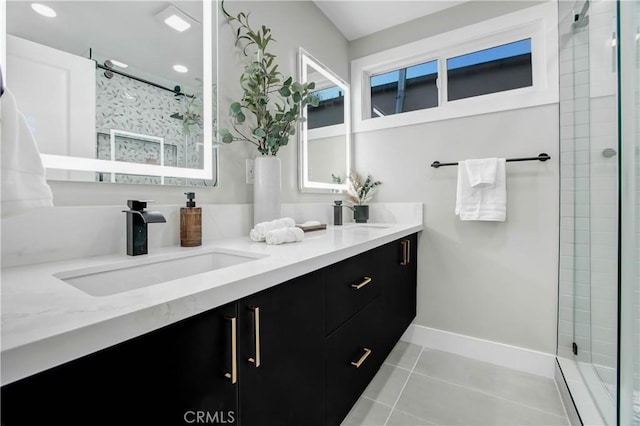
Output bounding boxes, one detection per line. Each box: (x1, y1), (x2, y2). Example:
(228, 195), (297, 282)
(253, 156), (281, 225)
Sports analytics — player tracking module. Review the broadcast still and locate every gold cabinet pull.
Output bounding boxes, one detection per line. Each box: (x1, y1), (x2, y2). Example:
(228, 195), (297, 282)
(248, 306), (261, 367)
(400, 239), (410, 266)
(224, 316), (237, 384)
(351, 276), (372, 290)
(351, 348), (372, 368)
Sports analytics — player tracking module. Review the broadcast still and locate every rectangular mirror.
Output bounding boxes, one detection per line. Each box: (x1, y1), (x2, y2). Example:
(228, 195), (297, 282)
(5, 0), (217, 186)
(298, 47), (351, 193)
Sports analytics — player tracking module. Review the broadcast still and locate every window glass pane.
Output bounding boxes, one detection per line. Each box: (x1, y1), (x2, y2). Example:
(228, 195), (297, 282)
(370, 59), (438, 118)
(307, 85), (344, 129)
(447, 39), (532, 101)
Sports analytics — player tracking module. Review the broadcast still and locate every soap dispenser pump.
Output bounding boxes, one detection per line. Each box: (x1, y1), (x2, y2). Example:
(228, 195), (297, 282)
(180, 192), (202, 247)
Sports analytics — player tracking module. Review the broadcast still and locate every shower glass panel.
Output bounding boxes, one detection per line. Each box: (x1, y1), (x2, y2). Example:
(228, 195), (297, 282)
(619, 1), (640, 424)
(557, 0), (619, 424)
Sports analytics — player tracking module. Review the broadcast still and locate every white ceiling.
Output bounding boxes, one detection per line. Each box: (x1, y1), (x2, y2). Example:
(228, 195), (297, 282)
(312, 1), (467, 41)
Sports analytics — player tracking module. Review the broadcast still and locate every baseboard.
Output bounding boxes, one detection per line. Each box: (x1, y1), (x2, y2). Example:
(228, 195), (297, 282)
(400, 324), (556, 378)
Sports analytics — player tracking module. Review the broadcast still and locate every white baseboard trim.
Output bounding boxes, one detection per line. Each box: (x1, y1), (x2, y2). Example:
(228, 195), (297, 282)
(401, 324), (556, 378)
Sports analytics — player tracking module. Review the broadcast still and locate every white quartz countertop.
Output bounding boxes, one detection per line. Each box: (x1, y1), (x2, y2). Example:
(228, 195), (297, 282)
(1, 222), (422, 386)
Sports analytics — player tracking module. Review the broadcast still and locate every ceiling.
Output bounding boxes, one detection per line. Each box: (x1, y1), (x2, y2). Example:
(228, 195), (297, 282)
(312, 1), (467, 41)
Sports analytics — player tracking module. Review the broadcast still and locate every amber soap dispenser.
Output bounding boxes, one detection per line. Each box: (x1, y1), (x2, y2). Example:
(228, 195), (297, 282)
(180, 192), (202, 247)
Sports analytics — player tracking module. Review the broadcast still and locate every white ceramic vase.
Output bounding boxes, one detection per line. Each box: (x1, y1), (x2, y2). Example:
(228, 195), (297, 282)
(253, 156), (281, 225)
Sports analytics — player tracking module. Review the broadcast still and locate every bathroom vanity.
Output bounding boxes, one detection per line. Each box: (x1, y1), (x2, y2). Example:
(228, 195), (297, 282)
(1, 220), (420, 425)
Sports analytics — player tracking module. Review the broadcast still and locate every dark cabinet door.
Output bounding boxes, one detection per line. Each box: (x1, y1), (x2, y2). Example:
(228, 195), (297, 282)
(325, 300), (386, 426)
(372, 234), (418, 354)
(150, 301), (239, 425)
(238, 272), (326, 426)
(1, 302), (239, 426)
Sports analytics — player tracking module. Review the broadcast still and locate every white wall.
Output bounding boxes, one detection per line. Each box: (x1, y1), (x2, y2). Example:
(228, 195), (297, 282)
(350, 1), (559, 354)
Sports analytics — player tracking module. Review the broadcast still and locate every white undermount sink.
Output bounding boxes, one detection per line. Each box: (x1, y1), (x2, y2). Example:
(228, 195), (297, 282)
(55, 248), (266, 297)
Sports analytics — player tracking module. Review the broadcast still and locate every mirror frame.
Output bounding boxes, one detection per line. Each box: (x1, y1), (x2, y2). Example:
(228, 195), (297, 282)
(35, 0), (217, 183)
(298, 47), (351, 193)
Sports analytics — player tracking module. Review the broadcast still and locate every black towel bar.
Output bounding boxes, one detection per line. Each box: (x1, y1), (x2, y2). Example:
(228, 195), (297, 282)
(431, 153), (551, 168)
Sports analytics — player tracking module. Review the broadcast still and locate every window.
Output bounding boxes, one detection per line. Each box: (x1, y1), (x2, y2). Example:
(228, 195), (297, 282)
(307, 86), (344, 129)
(351, 2), (558, 133)
(370, 60), (438, 117)
(447, 39), (532, 101)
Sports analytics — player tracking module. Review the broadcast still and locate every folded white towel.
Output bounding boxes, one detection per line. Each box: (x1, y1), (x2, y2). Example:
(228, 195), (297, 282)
(464, 158), (498, 188)
(265, 227), (304, 245)
(1, 89), (53, 217)
(249, 217), (295, 242)
(456, 158), (506, 221)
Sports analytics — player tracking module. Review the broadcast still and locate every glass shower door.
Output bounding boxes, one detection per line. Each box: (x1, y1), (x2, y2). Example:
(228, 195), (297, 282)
(618, 1), (640, 424)
(558, 0), (620, 423)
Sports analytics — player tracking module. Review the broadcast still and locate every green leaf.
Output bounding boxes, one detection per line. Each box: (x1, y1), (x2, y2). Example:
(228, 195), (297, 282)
(219, 129), (234, 144)
(293, 92), (302, 103)
(229, 102), (242, 115)
(278, 87), (291, 97)
(283, 76), (292, 86)
(236, 112), (246, 123)
(291, 82), (303, 93)
(253, 128), (267, 138)
(306, 82), (316, 90)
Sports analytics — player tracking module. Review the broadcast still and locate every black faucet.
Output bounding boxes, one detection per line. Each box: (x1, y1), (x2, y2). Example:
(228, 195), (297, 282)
(122, 200), (166, 256)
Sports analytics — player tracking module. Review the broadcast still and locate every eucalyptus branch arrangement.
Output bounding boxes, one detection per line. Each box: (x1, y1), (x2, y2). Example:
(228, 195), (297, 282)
(346, 171), (382, 205)
(181, 94), (203, 136)
(179, 83), (217, 138)
(219, 1), (319, 156)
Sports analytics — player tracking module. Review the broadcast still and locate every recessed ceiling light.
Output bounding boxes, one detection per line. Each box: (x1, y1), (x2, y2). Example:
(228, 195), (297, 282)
(109, 59), (128, 69)
(155, 5), (198, 33)
(173, 64), (188, 73)
(31, 3), (56, 18)
(164, 15), (191, 32)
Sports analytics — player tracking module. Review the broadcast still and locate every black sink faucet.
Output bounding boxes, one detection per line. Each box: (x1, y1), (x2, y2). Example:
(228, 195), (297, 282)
(122, 200), (166, 256)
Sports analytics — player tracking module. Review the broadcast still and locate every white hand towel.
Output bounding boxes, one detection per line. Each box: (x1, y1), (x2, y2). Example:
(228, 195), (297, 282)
(464, 158), (498, 188)
(249, 217), (295, 242)
(456, 158), (506, 221)
(1, 89), (53, 217)
(265, 227), (304, 245)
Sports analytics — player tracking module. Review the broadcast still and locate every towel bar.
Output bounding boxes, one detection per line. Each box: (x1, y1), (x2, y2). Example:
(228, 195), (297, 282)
(431, 153), (551, 168)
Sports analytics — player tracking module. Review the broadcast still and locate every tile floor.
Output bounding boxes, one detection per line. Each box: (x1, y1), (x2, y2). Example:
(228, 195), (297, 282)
(341, 342), (570, 426)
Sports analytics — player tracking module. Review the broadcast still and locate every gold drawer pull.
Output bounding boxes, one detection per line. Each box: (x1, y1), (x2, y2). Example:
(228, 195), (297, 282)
(351, 276), (372, 290)
(224, 316), (237, 384)
(248, 306), (261, 367)
(351, 348), (372, 368)
(400, 239), (410, 266)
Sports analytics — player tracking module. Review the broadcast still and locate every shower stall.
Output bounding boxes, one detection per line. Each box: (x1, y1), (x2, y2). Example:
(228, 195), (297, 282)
(557, 0), (639, 424)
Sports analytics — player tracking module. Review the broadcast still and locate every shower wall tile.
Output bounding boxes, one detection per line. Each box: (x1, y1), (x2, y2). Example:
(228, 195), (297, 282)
(95, 70), (204, 185)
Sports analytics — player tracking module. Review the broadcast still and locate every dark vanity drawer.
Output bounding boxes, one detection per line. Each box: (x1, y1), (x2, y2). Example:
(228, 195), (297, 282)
(325, 252), (380, 334)
(325, 300), (385, 425)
